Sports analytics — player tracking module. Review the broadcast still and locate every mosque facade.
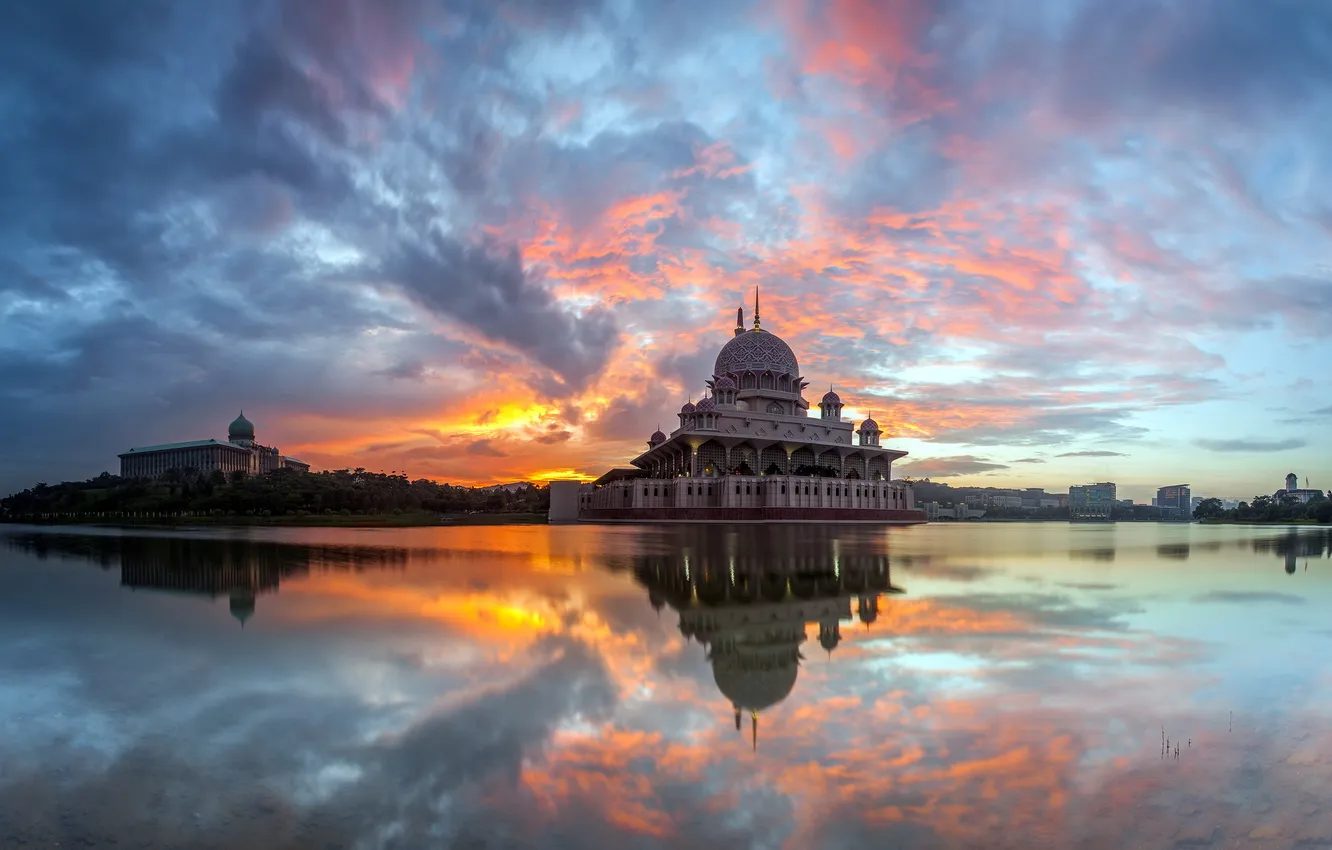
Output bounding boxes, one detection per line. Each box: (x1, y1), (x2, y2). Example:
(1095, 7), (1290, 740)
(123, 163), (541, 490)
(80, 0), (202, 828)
(118, 412), (310, 480)
(574, 296), (925, 523)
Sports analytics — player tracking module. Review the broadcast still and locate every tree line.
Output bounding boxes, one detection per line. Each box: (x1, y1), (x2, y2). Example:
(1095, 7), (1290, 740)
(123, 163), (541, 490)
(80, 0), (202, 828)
(1194, 493), (1332, 524)
(0, 468), (550, 521)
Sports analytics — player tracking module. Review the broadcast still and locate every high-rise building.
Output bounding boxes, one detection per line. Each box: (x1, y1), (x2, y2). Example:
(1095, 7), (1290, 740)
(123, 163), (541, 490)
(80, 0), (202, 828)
(1157, 484), (1191, 517)
(1069, 482), (1116, 521)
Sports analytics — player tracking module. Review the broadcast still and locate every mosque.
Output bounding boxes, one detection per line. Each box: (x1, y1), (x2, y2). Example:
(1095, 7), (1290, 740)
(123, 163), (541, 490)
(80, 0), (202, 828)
(629, 526), (904, 749)
(570, 294), (925, 523)
(118, 412), (310, 480)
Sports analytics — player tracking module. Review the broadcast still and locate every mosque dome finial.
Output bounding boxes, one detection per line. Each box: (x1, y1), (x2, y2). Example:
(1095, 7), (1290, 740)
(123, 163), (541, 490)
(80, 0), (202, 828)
(713, 292), (799, 378)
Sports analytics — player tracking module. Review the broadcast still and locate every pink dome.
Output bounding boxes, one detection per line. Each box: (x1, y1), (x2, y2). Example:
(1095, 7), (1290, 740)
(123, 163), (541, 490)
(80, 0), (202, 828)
(821, 390), (841, 404)
(713, 375), (736, 390)
(681, 401), (696, 414)
(860, 417), (880, 431)
(696, 396), (716, 412)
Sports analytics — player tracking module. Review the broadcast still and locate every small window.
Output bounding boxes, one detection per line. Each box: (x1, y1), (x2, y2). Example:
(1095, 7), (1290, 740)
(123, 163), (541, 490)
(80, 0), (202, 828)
(736, 485), (741, 494)
(708, 485), (713, 495)
(781, 485), (786, 494)
(687, 485), (693, 495)
(746, 485), (751, 495)
(643, 487), (648, 496)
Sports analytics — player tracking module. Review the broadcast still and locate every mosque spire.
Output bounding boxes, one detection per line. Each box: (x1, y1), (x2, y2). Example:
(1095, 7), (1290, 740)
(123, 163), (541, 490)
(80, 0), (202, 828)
(734, 708), (741, 731)
(752, 711), (759, 751)
(753, 286), (761, 330)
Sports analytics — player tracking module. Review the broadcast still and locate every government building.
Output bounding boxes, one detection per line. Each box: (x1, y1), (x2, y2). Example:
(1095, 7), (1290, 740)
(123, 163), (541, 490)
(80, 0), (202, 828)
(563, 295), (924, 523)
(118, 412), (310, 480)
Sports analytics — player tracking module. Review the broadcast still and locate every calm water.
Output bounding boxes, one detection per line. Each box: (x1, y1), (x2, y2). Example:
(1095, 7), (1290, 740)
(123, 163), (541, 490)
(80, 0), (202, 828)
(2, 522), (1330, 849)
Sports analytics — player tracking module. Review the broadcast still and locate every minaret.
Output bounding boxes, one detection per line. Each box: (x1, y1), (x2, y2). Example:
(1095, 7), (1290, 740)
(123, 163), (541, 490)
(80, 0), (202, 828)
(752, 711), (758, 751)
(735, 306), (745, 337)
(753, 286), (761, 330)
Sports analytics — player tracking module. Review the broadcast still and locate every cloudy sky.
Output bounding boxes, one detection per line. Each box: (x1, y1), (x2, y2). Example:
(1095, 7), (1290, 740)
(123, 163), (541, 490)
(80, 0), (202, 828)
(2, 0), (1330, 501)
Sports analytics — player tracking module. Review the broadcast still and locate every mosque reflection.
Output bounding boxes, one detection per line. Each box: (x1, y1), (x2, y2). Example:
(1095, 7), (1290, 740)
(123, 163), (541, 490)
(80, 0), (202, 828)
(628, 527), (903, 748)
(3, 533), (408, 624)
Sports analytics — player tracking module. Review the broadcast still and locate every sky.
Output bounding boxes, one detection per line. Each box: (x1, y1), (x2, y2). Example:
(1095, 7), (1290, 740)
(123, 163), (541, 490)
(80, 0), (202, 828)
(1, 0), (1330, 502)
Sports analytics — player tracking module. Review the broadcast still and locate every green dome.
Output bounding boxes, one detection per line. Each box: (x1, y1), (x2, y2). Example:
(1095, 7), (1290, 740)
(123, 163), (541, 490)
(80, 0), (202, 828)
(228, 411), (255, 440)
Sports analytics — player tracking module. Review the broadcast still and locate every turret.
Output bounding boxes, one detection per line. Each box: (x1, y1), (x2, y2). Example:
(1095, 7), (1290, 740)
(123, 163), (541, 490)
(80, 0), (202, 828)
(857, 416), (881, 447)
(819, 388), (843, 421)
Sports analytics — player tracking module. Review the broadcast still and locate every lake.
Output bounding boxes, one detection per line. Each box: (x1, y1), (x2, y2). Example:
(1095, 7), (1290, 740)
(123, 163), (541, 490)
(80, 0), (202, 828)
(1, 521), (1329, 849)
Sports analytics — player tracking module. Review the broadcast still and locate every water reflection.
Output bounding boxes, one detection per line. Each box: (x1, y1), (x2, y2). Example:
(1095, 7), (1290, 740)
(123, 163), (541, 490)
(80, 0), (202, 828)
(629, 530), (903, 748)
(1252, 528), (1331, 574)
(3, 532), (409, 624)
(0, 523), (1330, 848)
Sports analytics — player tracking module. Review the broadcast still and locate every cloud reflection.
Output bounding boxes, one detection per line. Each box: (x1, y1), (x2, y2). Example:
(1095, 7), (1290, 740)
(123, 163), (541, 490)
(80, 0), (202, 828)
(1, 524), (1331, 847)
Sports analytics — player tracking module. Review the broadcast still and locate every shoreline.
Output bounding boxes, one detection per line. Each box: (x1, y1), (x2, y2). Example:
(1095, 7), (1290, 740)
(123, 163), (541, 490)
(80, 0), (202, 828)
(0, 512), (549, 529)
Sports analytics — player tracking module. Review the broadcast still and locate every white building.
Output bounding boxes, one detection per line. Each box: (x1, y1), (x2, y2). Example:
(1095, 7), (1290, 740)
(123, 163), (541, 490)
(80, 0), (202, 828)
(578, 295), (924, 523)
(1278, 472), (1322, 504)
(119, 412), (310, 480)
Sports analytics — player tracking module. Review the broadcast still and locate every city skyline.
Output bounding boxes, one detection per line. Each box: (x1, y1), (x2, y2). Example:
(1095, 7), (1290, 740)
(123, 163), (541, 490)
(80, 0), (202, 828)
(3, 1), (1330, 500)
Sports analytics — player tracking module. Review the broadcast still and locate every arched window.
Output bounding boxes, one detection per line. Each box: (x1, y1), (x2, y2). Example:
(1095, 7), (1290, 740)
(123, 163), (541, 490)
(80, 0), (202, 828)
(735, 484), (741, 494)
(761, 373), (774, 389)
(742, 373), (757, 389)
(781, 485), (787, 494)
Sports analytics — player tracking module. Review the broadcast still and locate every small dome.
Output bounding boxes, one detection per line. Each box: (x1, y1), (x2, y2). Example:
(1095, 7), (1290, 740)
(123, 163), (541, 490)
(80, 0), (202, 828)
(696, 396), (716, 412)
(228, 411), (255, 440)
(649, 430), (667, 445)
(714, 375), (736, 390)
(681, 401), (696, 414)
(229, 589), (256, 626)
(821, 390), (841, 404)
(860, 417), (880, 432)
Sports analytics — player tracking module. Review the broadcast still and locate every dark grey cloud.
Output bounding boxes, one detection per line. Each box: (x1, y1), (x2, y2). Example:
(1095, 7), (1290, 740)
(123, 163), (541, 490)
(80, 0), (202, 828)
(1195, 438), (1307, 453)
(1012, 457), (1046, 463)
(1055, 450), (1127, 458)
(382, 234), (619, 392)
(895, 455), (1009, 478)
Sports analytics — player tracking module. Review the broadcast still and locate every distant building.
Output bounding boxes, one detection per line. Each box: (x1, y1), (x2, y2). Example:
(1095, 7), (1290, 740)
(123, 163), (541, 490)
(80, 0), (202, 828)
(924, 502), (986, 521)
(1277, 472), (1322, 504)
(119, 412), (310, 480)
(1069, 482), (1116, 521)
(1157, 484), (1191, 517)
